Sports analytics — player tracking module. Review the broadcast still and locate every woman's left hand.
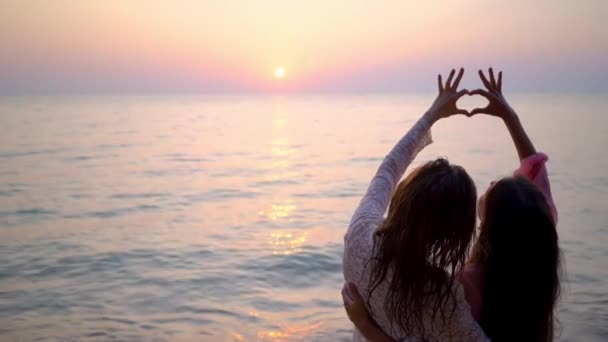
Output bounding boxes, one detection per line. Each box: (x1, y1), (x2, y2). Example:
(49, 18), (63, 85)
(425, 68), (470, 123)
(469, 68), (517, 121)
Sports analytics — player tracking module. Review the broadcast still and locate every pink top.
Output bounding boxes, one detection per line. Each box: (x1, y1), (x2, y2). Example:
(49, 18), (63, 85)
(513, 153), (558, 222)
(458, 152), (558, 322)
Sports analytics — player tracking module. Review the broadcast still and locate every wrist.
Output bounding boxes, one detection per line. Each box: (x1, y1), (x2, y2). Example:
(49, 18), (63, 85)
(423, 110), (439, 125)
(501, 110), (519, 125)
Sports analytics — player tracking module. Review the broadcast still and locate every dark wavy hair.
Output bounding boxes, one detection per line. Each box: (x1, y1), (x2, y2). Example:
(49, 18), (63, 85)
(367, 158), (478, 337)
(472, 176), (560, 341)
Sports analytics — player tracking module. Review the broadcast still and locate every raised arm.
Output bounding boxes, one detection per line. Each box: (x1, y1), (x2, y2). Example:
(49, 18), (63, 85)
(345, 68), (470, 243)
(470, 68), (557, 221)
(469, 68), (536, 160)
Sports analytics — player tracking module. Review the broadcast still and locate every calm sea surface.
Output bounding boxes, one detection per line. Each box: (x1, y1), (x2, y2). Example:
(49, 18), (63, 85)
(0, 94), (606, 341)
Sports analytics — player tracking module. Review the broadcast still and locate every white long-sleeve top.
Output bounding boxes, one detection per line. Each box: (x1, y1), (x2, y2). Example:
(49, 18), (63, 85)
(342, 115), (489, 341)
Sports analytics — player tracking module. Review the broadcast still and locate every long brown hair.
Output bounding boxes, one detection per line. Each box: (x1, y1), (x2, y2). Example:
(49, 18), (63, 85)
(472, 176), (560, 341)
(367, 158), (477, 337)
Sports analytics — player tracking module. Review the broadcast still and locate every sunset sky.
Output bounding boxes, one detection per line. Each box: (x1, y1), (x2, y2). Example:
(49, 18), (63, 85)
(1, 0), (606, 94)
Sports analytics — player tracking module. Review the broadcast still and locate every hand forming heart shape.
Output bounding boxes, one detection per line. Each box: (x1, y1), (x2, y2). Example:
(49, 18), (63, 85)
(425, 67), (517, 123)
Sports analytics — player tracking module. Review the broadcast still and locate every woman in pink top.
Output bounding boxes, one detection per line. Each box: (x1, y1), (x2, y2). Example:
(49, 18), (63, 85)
(461, 69), (560, 342)
(343, 69), (561, 342)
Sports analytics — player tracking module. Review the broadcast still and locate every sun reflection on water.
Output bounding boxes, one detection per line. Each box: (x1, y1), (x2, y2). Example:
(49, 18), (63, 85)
(257, 100), (311, 255)
(256, 321), (324, 341)
(272, 109), (287, 130)
(258, 203), (296, 221)
(268, 230), (308, 255)
(231, 332), (245, 341)
(271, 137), (295, 157)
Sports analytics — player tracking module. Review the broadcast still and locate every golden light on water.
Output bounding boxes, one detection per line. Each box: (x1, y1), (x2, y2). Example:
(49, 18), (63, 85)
(257, 201), (308, 255)
(269, 204), (296, 220)
(231, 332), (245, 341)
(268, 231), (308, 255)
(257, 321), (324, 341)
(258, 330), (290, 340)
(261, 98), (310, 256)
(271, 137), (294, 157)
(258, 201), (296, 221)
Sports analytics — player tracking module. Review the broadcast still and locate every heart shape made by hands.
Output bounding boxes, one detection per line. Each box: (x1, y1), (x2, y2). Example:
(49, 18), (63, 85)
(456, 93), (490, 116)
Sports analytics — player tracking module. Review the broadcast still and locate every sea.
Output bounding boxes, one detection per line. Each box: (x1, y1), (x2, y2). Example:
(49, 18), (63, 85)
(0, 93), (606, 341)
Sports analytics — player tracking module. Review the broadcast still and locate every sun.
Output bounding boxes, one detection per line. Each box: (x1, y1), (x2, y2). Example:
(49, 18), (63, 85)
(274, 67), (286, 79)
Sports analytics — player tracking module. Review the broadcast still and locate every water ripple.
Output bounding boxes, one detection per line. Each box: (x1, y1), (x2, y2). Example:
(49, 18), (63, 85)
(0, 94), (605, 341)
(184, 189), (259, 202)
(65, 205), (160, 219)
(0, 208), (58, 217)
(109, 192), (170, 200)
(0, 148), (67, 159)
(239, 246), (343, 288)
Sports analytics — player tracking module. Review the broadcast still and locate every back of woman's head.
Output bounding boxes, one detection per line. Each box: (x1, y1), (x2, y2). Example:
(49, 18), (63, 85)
(368, 158), (477, 336)
(475, 176), (560, 342)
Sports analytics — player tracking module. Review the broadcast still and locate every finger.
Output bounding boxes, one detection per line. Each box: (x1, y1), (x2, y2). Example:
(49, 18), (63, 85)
(468, 88), (489, 95)
(489, 68), (497, 89)
(468, 88), (491, 100)
(478, 70), (492, 90)
(452, 67), (464, 90)
(455, 109), (469, 116)
(470, 107), (490, 116)
(497, 71), (503, 92)
(438, 74), (444, 93)
(347, 283), (363, 302)
(456, 88), (469, 98)
(446, 69), (456, 90)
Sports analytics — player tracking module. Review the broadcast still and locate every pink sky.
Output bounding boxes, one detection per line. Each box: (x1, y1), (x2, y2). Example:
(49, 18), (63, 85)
(0, 0), (606, 93)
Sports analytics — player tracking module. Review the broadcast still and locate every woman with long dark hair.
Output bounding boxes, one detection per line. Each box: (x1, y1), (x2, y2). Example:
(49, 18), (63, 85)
(343, 68), (488, 341)
(342, 69), (560, 341)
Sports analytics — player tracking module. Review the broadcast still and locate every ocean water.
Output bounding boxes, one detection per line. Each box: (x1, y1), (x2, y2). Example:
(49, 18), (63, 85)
(0, 94), (606, 341)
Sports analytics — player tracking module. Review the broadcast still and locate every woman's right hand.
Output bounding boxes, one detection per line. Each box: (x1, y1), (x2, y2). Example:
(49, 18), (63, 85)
(342, 282), (370, 328)
(469, 68), (517, 120)
(425, 68), (470, 123)
(342, 283), (396, 342)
